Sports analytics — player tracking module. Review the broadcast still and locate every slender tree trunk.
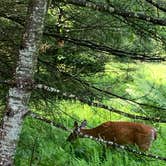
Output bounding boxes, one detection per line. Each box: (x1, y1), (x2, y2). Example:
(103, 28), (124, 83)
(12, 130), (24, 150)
(0, 0), (48, 165)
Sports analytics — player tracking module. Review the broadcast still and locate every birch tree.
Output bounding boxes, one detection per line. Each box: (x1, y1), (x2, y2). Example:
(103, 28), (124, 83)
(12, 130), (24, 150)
(0, 0), (48, 165)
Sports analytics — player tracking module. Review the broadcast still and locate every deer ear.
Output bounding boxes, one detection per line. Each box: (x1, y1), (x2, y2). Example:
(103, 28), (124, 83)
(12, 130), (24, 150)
(74, 121), (78, 128)
(80, 120), (87, 128)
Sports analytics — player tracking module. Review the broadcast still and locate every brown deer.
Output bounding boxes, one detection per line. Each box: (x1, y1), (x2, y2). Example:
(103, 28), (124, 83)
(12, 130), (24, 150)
(67, 120), (157, 151)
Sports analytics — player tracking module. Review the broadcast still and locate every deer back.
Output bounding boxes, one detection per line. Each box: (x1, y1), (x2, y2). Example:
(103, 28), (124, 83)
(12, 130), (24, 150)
(67, 120), (157, 151)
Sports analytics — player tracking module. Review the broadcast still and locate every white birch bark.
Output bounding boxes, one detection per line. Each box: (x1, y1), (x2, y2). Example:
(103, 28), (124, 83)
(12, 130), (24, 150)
(0, 0), (48, 165)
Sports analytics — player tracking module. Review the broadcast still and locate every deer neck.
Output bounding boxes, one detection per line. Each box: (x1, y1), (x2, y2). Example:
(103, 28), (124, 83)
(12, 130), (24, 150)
(80, 128), (100, 138)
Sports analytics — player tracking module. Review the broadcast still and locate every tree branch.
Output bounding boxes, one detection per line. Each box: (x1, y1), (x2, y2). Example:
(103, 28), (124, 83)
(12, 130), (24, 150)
(145, 0), (166, 12)
(56, 0), (166, 26)
(35, 84), (166, 123)
(60, 71), (166, 111)
(29, 112), (69, 131)
(0, 13), (25, 26)
(45, 32), (166, 61)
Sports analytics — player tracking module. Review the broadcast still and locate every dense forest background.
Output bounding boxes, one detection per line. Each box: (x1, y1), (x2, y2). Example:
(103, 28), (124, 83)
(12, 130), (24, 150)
(0, 0), (166, 165)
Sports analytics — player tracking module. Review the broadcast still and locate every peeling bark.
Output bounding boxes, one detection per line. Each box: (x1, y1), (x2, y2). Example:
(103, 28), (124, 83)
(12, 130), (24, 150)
(0, 0), (48, 165)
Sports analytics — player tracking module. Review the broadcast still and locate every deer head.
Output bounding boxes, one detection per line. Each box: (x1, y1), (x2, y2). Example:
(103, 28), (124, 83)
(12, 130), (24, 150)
(67, 120), (87, 142)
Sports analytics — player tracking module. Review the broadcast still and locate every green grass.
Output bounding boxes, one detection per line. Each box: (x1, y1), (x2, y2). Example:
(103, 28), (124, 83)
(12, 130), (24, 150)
(14, 117), (166, 166)
(14, 62), (166, 166)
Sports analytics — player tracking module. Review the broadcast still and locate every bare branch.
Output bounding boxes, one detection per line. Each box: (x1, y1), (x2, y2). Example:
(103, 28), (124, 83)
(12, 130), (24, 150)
(29, 112), (69, 131)
(35, 84), (166, 123)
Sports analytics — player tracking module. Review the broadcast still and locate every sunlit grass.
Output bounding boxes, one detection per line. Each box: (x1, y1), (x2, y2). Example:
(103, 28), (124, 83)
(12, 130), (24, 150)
(15, 62), (166, 166)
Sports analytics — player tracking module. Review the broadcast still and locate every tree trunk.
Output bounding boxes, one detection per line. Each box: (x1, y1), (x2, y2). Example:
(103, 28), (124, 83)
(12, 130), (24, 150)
(0, 0), (48, 165)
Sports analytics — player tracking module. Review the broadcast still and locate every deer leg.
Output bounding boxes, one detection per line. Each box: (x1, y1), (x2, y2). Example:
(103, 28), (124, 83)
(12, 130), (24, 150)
(100, 144), (107, 162)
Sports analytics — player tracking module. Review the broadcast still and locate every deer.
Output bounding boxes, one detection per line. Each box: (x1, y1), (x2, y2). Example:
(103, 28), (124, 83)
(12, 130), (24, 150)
(67, 120), (157, 151)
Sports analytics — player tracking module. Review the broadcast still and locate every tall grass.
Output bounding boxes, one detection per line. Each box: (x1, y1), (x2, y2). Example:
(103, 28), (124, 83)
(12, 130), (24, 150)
(14, 62), (166, 166)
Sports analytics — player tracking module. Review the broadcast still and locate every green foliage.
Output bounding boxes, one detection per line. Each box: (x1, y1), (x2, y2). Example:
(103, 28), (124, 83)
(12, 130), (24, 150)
(126, 63), (166, 118)
(0, 0), (166, 165)
(0, 0), (165, 101)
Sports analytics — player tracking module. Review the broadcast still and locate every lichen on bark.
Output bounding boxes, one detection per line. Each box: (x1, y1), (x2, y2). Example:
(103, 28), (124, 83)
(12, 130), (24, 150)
(0, 0), (48, 165)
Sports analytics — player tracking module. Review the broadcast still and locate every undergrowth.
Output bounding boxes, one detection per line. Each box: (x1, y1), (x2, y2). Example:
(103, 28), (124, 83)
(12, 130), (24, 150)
(14, 62), (166, 166)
